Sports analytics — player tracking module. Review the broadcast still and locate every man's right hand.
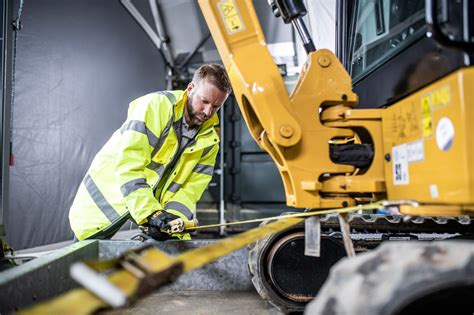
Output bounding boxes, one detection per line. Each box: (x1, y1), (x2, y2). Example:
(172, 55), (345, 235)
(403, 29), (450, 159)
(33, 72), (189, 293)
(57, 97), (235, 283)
(146, 225), (172, 241)
(148, 210), (182, 231)
(146, 210), (182, 241)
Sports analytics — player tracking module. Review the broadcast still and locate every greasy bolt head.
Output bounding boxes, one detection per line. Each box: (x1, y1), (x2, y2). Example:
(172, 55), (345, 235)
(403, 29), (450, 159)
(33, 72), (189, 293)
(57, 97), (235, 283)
(280, 124), (293, 138)
(318, 55), (331, 68)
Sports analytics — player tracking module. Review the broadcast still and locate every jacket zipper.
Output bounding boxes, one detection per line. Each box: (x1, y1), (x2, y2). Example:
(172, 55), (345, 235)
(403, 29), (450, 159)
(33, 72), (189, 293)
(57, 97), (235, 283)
(153, 127), (217, 196)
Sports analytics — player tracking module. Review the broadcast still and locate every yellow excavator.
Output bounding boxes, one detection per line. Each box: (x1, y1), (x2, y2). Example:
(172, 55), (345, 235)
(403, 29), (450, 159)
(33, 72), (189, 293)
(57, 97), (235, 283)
(199, 0), (474, 313)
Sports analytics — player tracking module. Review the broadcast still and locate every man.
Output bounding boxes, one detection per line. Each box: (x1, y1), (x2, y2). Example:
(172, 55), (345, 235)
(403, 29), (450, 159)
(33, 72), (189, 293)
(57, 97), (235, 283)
(69, 64), (231, 241)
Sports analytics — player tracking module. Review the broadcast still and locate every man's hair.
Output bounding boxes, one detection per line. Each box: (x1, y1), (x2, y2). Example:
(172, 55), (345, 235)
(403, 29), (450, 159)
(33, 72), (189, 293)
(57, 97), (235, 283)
(192, 63), (232, 94)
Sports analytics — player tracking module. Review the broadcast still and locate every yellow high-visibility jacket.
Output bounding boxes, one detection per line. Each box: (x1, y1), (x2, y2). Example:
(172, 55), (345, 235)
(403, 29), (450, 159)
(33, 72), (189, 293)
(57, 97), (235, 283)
(69, 90), (219, 240)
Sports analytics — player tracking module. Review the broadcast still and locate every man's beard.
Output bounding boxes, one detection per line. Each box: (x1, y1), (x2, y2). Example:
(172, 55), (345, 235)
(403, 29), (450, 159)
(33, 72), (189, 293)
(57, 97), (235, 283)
(186, 92), (205, 126)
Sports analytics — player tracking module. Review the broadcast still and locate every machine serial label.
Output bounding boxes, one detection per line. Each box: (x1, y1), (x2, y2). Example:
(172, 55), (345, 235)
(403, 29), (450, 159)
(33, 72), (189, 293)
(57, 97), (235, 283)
(392, 140), (423, 185)
(392, 144), (409, 185)
(218, 0), (245, 34)
(406, 140), (424, 163)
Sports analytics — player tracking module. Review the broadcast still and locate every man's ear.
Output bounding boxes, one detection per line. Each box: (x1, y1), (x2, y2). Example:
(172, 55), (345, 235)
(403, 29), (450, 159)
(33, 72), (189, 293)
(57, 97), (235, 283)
(186, 82), (194, 93)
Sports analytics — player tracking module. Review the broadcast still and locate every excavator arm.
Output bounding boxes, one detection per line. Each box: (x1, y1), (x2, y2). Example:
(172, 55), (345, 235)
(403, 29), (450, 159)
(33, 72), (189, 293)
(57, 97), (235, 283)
(199, 0), (385, 209)
(199, 0), (474, 216)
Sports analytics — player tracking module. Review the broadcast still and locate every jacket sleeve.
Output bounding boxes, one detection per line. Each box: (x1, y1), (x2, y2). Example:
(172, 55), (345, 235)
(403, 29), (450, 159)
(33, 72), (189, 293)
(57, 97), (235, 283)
(114, 95), (169, 224)
(163, 144), (219, 221)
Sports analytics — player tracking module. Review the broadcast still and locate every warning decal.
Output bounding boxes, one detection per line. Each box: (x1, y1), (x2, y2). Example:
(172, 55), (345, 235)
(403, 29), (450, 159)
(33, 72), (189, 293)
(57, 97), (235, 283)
(421, 95), (432, 138)
(431, 85), (451, 109)
(420, 85), (451, 139)
(218, 0), (245, 34)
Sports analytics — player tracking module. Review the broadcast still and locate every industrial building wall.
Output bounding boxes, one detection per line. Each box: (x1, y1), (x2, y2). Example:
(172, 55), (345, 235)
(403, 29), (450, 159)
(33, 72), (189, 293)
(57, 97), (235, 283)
(6, 0), (167, 250)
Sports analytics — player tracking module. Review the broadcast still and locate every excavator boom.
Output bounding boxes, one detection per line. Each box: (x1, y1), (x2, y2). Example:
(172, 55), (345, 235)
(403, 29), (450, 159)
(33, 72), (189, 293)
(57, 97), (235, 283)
(198, 0), (474, 216)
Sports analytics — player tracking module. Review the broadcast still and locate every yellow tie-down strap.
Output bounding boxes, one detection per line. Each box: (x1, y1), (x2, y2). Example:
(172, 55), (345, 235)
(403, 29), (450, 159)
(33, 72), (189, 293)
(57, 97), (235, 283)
(21, 202), (386, 315)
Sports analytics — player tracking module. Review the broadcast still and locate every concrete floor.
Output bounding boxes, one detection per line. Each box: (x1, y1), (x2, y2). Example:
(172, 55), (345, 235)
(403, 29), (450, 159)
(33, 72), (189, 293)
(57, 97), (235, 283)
(11, 236), (288, 314)
(105, 291), (283, 315)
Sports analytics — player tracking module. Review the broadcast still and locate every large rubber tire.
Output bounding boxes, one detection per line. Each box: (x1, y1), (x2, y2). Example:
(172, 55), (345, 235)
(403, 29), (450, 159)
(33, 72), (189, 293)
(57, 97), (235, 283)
(305, 241), (474, 315)
(248, 220), (304, 313)
(248, 220), (346, 313)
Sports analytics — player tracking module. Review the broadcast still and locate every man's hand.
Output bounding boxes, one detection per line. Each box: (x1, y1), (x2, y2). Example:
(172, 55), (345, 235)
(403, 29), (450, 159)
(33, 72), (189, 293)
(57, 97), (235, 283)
(147, 225), (171, 241)
(147, 211), (182, 241)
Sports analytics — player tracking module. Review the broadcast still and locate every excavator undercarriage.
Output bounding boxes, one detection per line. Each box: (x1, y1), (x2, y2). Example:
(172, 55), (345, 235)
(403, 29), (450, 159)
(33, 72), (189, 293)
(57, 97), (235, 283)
(248, 212), (474, 312)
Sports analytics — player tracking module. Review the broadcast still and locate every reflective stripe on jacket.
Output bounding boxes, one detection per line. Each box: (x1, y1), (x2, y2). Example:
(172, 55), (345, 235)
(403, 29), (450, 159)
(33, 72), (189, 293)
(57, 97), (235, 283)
(69, 90), (219, 240)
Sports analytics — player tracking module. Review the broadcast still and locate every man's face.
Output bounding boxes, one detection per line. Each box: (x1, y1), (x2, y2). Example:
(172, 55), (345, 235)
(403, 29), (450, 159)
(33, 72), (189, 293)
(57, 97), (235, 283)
(185, 79), (228, 127)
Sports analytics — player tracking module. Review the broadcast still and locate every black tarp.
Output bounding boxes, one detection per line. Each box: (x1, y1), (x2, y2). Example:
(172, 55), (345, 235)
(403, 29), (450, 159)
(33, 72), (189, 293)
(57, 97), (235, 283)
(6, 0), (166, 249)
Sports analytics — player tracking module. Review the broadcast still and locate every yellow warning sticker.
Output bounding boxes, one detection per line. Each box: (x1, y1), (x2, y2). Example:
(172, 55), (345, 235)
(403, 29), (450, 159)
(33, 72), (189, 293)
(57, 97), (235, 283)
(431, 85), (451, 109)
(420, 85), (452, 138)
(218, 0), (245, 34)
(421, 95), (432, 138)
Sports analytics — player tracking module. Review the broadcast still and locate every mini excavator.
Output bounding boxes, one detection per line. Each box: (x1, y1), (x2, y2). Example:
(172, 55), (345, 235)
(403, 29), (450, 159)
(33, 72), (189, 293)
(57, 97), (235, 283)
(199, 0), (474, 312)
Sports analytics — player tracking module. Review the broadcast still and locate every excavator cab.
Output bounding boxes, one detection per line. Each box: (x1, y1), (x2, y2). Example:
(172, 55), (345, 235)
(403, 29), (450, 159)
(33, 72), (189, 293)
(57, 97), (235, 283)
(342, 0), (474, 108)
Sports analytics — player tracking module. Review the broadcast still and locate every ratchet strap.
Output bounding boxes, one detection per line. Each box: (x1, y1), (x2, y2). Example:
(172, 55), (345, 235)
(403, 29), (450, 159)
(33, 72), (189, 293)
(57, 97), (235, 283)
(21, 201), (386, 315)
